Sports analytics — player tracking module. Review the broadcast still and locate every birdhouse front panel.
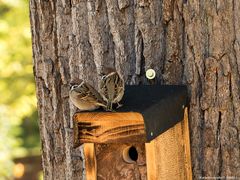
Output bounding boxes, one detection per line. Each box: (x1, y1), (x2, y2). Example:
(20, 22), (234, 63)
(95, 143), (146, 180)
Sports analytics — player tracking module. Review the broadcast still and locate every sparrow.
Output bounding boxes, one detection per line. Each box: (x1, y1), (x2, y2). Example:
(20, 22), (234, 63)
(99, 69), (125, 111)
(69, 80), (107, 111)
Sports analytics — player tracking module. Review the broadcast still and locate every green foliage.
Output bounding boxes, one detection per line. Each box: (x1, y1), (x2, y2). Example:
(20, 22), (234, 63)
(18, 111), (40, 152)
(0, 0), (40, 178)
(0, 108), (14, 178)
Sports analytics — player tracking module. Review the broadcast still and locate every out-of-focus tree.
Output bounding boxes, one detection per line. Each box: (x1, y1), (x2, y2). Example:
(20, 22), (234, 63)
(0, 0), (40, 179)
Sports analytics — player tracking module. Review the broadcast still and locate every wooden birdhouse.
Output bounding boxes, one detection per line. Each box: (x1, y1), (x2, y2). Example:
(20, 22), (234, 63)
(73, 85), (192, 180)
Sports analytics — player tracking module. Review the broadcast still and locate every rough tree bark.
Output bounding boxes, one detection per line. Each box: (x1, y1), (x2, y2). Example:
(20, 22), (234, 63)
(30, 0), (240, 179)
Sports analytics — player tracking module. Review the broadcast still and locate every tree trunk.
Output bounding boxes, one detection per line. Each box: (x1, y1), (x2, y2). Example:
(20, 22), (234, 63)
(30, 0), (240, 179)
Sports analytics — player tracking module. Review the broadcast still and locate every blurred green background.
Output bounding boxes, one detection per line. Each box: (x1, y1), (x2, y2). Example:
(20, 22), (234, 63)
(0, 0), (41, 179)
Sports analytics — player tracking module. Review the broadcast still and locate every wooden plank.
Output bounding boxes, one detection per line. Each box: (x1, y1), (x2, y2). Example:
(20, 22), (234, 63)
(73, 112), (146, 145)
(183, 108), (193, 179)
(145, 108), (192, 180)
(83, 143), (97, 180)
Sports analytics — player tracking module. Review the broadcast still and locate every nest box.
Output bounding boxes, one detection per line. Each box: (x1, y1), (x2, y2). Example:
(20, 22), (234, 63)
(73, 85), (192, 180)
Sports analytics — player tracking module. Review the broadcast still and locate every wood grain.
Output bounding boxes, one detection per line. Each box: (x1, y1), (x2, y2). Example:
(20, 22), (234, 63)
(183, 108), (193, 179)
(73, 112), (146, 146)
(95, 143), (147, 180)
(145, 108), (192, 180)
(84, 143), (97, 180)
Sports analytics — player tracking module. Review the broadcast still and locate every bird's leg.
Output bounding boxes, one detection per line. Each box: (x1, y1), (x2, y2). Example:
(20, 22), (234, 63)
(106, 101), (111, 111)
(116, 102), (123, 109)
(106, 102), (115, 112)
(110, 102), (113, 111)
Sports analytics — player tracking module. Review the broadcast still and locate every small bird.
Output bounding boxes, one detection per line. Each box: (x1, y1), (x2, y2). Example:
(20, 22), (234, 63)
(99, 69), (125, 111)
(69, 80), (107, 111)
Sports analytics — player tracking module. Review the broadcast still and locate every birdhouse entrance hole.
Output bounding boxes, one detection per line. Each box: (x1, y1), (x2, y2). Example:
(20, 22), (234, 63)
(122, 146), (138, 163)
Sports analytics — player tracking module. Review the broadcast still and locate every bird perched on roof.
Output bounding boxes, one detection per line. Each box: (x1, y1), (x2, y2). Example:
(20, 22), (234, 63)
(69, 80), (107, 111)
(99, 68), (125, 111)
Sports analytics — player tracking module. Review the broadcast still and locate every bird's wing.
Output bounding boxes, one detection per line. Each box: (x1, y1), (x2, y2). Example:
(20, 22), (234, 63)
(99, 76), (109, 101)
(85, 83), (107, 107)
(100, 71), (125, 103)
(74, 83), (106, 108)
(113, 75), (125, 102)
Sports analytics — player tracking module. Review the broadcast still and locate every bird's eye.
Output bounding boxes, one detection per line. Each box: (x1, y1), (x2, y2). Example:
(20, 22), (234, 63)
(101, 75), (107, 80)
(70, 85), (78, 90)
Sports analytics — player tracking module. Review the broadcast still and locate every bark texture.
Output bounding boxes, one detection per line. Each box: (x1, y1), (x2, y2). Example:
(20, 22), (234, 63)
(30, 0), (240, 179)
